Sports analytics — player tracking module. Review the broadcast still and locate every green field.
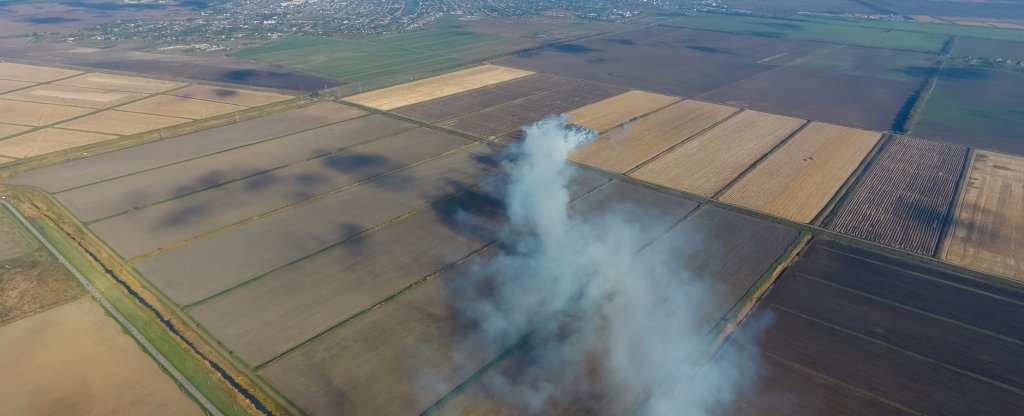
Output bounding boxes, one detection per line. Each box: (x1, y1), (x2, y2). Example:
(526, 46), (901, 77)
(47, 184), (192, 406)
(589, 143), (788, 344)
(235, 28), (535, 92)
(664, 14), (950, 52)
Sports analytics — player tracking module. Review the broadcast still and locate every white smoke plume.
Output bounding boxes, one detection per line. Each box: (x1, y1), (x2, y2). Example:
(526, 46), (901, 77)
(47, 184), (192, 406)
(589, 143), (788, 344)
(444, 115), (765, 415)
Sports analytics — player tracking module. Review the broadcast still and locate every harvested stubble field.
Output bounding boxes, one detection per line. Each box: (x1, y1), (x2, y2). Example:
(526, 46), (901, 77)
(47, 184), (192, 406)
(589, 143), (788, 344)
(134, 144), (493, 305)
(566, 90), (681, 134)
(0, 122), (30, 138)
(716, 240), (1024, 415)
(720, 122), (881, 223)
(391, 74), (575, 123)
(167, 85), (292, 107)
(54, 114), (412, 223)
(346, 65), (534, 110)
(440, 81), (629, 138)
(9, 102), (365, 192)
(942, 150), (1024, 281)
(631, 110), (805, 197)
(828, 136), (968, 255)
(0, 79), (35, 94)
(2, 84), (145, 108)
(88, 126), (468, 258)
(0, 98), (93, 126)
(54, 72), (184, 94)
(55, 110), (189, 136)
(0, 128), (115, 159)
(116, 95), (247, 119)
(0, 62), (81, 82)
(0, 299), (203, 416)
(570, 100), (738, 173)
(437, 205), (798, 415)
(257, 180), (694, 416)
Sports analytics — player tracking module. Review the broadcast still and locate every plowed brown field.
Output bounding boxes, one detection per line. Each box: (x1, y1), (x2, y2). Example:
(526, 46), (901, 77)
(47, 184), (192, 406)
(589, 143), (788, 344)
(631, 110), (805, 197)
(346, 65), (534, 110)
(720, 122), (880, 223)
(942, 150), (1024, 281)
(570, 100), (738, 173)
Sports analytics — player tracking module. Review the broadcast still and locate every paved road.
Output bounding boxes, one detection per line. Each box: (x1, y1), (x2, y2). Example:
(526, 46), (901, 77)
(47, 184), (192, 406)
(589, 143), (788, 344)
(0, 199), (224, 416)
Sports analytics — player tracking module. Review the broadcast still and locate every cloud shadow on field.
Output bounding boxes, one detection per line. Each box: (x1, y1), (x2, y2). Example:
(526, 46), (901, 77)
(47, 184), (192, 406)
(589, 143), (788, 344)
(552, 44), (598, 55)
(20, 17), (81, 24)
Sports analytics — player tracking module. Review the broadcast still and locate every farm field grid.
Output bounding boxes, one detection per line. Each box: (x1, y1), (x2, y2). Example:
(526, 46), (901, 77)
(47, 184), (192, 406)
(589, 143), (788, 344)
(0, 62), (296, 161)
(3, 8), (1024, 416)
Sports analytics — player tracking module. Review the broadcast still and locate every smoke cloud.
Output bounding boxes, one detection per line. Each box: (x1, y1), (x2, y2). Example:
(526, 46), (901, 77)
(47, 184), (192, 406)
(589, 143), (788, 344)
(442, 115), (764, 415)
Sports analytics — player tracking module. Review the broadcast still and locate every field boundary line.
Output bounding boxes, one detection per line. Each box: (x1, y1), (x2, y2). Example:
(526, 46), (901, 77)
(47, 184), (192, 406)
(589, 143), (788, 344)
(129, 140), (479, 263)
(693, 43), (845, 100)
(0, 199), (224, 416)
(811, 132), (889, 227)
(935, 147), (974, 258)
(82, 120), (424, 224)
(813, 244), (1024, 305)
(622, 105), (744, 175)
(0, 97), (307, 179)
(182, 179), (486, 309)
(771, 302), (1024, 396)
(710, 119), (812, 199)
(758, 350), (925, 415)
(54, 109), (372, 195)
(254, 178), (615, 370)
(790, 271), (1024, 347)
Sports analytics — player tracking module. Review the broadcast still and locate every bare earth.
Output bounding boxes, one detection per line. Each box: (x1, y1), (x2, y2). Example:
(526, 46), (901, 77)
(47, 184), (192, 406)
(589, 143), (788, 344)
(117, 95), (247, 119)
(571, 100), (738, 173)
(0, 299), (202, 415)
(57, 110), (189, 135)
(632, 110), (805, 197)
(0, 128), (116, 159)
(566, 90), (681, 133)
(0, 62), (81, 83)
(54, 73), (184, 94)
(346, 65), (535, 110)
(942, 150), (1024, 281)
(720, 122), (880, 223)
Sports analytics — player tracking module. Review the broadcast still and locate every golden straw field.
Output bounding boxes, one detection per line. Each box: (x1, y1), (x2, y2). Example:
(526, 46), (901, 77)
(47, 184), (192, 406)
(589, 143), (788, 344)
(118, 95), (247, 119)
(631, 110), (805, 197)
(57, 110), (189, 136)
(942, 150), (1024, 281)
(567, 90), (680, 133)
(719, 122), (880, 223)
(346, 65), (534, 110)
(570, 100), (737, 173)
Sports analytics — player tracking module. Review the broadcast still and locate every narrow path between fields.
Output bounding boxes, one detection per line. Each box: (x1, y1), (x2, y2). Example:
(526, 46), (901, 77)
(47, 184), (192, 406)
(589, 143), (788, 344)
(0, 199), (224, 416)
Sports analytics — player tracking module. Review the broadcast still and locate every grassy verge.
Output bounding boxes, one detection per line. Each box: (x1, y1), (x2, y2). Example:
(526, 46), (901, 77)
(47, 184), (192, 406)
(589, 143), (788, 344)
(0, 186), (291, 415)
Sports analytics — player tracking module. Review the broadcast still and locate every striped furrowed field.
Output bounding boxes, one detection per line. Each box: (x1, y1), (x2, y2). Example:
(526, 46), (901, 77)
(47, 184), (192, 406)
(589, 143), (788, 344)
(828, 136), (968, 256)
(720, 122), (881, 223)
(942, 150), (1024, 281)
(631, 110), (805, 197)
